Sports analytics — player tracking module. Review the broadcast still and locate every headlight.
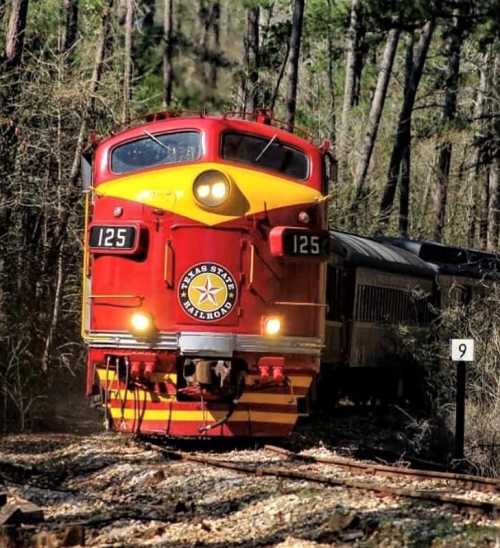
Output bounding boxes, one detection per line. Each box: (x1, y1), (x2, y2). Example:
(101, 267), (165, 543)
(193, 170), (230, 207)
(264, 317), (281, 336)
(130, 311), (155, 337)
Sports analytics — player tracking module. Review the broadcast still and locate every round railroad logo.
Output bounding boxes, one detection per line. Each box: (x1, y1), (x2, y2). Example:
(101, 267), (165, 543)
(178, 262), (238, 321)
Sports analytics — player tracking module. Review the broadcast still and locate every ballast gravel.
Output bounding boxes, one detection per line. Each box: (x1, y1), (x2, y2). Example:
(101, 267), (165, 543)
(0, 433), (498, 547)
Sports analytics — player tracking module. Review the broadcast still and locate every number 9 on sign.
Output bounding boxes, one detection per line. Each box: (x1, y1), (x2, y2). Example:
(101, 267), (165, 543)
(450, 339), (474, 362)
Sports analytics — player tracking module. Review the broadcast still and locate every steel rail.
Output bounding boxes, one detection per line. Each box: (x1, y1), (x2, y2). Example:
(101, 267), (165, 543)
(264, 445), (500, 493)
(145, 444), (500, 516)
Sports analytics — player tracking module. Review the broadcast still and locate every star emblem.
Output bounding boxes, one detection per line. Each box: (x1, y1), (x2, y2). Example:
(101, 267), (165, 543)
(179, 263), (237, 321)
(193, 276), (223, 306)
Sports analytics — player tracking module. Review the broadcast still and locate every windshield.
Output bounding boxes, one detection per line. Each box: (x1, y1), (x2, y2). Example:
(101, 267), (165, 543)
(221, 132), (309, 180)
(111, 131), (202, 174)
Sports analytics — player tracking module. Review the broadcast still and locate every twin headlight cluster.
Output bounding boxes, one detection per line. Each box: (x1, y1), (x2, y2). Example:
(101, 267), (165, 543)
(193, 170), (230, 208)
(130, 311), (282, 338)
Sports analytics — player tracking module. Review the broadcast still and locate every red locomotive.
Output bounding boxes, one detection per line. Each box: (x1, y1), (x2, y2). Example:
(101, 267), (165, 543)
(82, 111), (500, 436)
(81, 111), (330, 437)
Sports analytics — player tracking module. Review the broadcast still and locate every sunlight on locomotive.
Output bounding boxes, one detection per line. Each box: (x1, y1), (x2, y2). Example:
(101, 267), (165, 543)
(264, 317), (281, 336)
(130, 311), (155, 336)
(196, 184), (210, 199)
(193, 170), (230, 207)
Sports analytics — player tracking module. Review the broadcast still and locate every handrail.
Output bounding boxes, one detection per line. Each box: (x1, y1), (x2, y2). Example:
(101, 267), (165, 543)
(80, 191), (91, 340)
(163, 240), (174, 288)
(274, 301), (328, 307)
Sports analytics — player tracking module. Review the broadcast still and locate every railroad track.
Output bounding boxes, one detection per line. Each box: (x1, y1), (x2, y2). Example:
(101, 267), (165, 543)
(265, 445), (500, 493)
(146, 442), (500, 516)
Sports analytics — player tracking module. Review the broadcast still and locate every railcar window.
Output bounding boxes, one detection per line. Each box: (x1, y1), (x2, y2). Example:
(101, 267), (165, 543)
(221, 132), (309, 180)
(111, 131), (201, 174)
(355, 285), (434, 326)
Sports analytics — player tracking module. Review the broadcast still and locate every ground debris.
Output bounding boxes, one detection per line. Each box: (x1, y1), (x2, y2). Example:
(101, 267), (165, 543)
(0, 433), (498, 547)
(32, 525), (85, 547)
(0, 499), (44, 526)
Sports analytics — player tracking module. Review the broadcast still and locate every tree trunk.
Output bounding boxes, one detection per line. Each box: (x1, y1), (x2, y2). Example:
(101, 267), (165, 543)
(61, 0), (78, 58)
(4, 0), (29, 68)
(0, 0), (30, 245)
(398, 33), (415, 236)
(487, 155), (500, 251)
(142, 0), (155, 29)
(466, 48), (491, 247)
(209, 1), (220, 87)
(352, 16), (366, 106)
(399, 137), (411, 236)
(350, 28), (400, 218)
(117, 0), (127, 26)
(326, 3), (336, 147)
(121, 0), (133, 124)
(432, 15), (464, 242)
(338, 0), (361, 181)
(270, 42), (290, 112)
(198, 1), (220, 91)
(487, 52), (500, 251)
(285, 0), (305, 131)
(242, 6), (259, 114)
(163, 0), (174, 106)
(378, 20), (435, 229)
(480, 166), (490, 249)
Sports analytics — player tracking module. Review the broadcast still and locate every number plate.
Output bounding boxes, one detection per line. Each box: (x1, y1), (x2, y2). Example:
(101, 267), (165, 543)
(283, 230), (329, 257)
(89, 225), (137, 250)
(270, 227), (329, 258)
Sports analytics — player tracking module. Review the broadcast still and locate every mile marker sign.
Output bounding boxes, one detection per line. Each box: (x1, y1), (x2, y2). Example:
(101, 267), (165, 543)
(451, 339), (475, 362)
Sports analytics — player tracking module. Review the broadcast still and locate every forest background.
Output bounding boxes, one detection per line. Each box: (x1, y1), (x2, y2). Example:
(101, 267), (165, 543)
(0, 0), (499, 472)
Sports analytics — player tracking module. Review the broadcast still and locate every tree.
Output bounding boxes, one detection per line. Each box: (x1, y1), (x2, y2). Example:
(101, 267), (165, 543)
(350, 27), (400, 221)
(285, 0), (305, 131)
(69, 0), (114, 186)
(163, 0), (174, 106)
(466, 49), (492, 247)
(378, 19), (435, 229)
(198, 1), (222, 89)
(432, 12), (466, 242)
(122, 0), (134, 123)
(242, 5), (260, 114)
(488, 155), (499, 250)
(4, 0), (29, 69)
(61, 0), (79, 59)
(397, 33), (415, 236)
(486, 51), (500, 250)
(209, 1), (220, 86)
(0, 0), (30, 255)
(325, 0), (337, 145)
(338, 0), (362, 181)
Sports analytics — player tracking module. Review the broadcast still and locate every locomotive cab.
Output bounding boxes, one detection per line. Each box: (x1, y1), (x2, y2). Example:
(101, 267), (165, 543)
(82, 113), (330, 436)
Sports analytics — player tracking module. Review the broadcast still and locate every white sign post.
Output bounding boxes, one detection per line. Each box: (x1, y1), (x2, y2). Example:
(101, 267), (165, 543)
(450, 339), (474, 460)
(451, 339), (475, 362)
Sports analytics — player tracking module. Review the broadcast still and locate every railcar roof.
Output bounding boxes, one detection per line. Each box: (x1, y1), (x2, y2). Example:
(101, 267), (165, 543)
(330, 231), (436, 278)
(379, 236), (500, 279)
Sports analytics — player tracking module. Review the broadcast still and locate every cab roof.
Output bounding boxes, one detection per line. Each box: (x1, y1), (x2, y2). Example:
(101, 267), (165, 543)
(93, 114), (323, 187)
